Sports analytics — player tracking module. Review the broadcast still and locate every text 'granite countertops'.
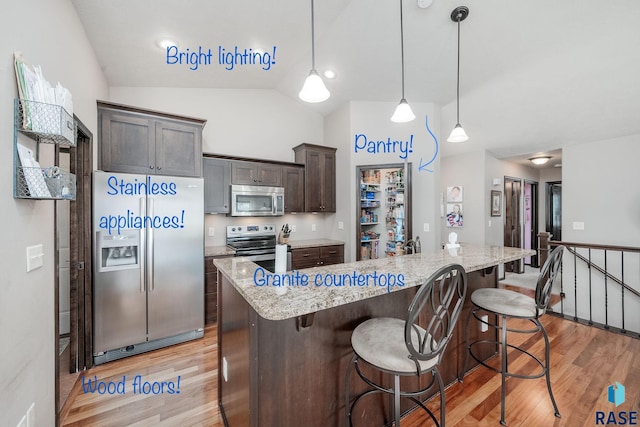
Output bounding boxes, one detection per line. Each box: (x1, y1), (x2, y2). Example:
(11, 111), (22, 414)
(214, 244), (535, 321)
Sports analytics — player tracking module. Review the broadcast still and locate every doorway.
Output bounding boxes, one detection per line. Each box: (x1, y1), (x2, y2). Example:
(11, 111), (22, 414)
(504, 177), (523, 273)
(56, 117), (93, 423)
(546, 181), (562, 241)
(523, 180), (539, 268)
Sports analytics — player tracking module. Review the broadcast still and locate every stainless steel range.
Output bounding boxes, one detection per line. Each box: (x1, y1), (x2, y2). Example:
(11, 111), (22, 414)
(226, 224), (291, 272)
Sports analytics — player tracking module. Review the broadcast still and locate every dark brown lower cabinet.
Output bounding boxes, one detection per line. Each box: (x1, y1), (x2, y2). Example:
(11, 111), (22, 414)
(204, 255), (233, 324)
(217, 267), (498, 427)
(290, 244), (344, 269)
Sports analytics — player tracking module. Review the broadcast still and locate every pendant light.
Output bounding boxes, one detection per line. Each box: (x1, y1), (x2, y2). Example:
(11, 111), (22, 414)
(391, 0), (415, 123)
(447, 6), (469, 142)
(299, 0), (330, 103)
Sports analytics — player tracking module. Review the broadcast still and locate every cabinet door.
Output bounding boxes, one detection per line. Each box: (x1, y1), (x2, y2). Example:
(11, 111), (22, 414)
(282, 166), (304, 213)
(203, 158), (231, 213)
(291, 247), (321, 270)
(304, 150), (323, 212)
(100, 110), (155, 174)
(231, 161), (256, 185)
(232, 161), (282, 186)
(155, 120), (202, 177)
(320, 151), (336, 212)
(257, 164), (282, 186)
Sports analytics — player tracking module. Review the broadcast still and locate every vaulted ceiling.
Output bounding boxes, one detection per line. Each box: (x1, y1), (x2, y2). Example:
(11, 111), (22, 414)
(71, 0), (640, 163)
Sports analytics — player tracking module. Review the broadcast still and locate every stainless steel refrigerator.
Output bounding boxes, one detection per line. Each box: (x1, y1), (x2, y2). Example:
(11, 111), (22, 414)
(92, 171), (204, 365)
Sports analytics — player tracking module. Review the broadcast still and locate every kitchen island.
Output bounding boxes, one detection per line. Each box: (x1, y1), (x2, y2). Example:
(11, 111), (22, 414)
(215, 245), (534, 427)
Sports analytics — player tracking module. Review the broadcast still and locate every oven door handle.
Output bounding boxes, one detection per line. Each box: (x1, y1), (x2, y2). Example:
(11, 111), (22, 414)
(242, 253), (277, 262)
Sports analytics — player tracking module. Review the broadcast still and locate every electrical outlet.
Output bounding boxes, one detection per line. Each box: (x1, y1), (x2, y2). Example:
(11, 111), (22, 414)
(573, 221), (585, 230)
(311, 224), (317, 232)
(481, 315), (489, 332)
(222, 357), (228, 382)
(208, 227), (215, 237)
(488, 220), (492, 227)
(26, 244), (44, 272)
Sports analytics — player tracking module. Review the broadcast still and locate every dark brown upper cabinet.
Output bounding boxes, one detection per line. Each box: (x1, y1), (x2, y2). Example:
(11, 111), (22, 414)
(98, 101), (205, 177)
(293, 143), (337, 213)
(231, 161), (282, 186)
(282, 165), (304, 213)
(203, 157), (231, 214)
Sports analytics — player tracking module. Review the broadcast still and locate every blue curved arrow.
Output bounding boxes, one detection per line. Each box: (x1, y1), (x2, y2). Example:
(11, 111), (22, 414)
(418, 114), (439, 172)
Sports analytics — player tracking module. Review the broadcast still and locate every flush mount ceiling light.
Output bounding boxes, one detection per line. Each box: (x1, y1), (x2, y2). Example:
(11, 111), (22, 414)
(299, 0), (330, 103)
(156, 39), (178, 49)
(391, 0), (416, 123)
(447, 6), (469, 142)
(529, 156), (552, 165)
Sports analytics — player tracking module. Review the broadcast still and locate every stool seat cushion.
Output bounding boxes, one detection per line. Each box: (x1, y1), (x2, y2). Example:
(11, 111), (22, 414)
(471, 288), (539, 318)
(351, 317), (438, 374)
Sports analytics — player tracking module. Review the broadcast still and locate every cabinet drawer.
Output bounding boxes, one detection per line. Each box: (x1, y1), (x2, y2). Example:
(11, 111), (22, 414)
(320, 245), (343, 259)
(291, 247), (320, 262)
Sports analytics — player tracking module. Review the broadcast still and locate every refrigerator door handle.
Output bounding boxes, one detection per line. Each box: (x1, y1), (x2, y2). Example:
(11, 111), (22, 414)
(139, 197), (146, 293)
(148, 197), (155, 292)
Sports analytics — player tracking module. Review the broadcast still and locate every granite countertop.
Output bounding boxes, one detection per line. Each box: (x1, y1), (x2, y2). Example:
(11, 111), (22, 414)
(214, 244), (535, 321)
(287, 239), (345, 249)
(205, 245), (236, 257)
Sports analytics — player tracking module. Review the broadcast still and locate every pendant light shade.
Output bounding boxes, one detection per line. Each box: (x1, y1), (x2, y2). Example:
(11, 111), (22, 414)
(391, 99), (416, 123)
(299, 70), (330, 103)
(299, 0), (330, 103)
(391, 0), (415, 123)
(447, 6), (469, 142)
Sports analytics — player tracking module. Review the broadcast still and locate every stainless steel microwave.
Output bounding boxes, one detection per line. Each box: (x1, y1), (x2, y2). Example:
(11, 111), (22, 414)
(230, 185), (285, 216)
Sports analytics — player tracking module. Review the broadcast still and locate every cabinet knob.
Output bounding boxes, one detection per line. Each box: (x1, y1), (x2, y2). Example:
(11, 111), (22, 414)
(149, 165), (154, 169)
(157, 166), (162, 170)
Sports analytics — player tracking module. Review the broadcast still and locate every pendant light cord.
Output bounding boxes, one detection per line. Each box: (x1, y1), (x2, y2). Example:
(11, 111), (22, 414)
(455, 14), (461, 124)
(400, 0), (406, 99)
(311, 0), (316, 71)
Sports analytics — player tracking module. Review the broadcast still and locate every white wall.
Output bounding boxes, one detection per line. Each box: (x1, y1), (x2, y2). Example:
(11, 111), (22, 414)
(0, 0), (108, 425)
(561, 135), (640, 332)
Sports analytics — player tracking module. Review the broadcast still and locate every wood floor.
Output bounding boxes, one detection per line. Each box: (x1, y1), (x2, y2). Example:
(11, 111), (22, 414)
(61, 316), (640, 427)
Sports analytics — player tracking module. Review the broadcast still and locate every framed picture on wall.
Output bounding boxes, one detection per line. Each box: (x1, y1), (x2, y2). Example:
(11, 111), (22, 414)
(446, 203), (463, 227)
(447, 186), (463, 202)
(491, 190), (501, 217)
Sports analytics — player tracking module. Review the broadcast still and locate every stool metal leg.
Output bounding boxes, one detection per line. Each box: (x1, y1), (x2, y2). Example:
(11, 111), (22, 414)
(539, 319), (561, 418)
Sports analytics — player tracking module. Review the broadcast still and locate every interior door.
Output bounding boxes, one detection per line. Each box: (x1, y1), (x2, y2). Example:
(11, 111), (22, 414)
(523, 180), (539, 267)
(504, 177), (523, 273)
(547, 182), (562, 241)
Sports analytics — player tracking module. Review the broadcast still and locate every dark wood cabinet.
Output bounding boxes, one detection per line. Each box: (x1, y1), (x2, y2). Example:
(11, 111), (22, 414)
(293, 143), (336, 212)
(231, 161), (282, 186)
(204, 254), (233, 324)
(203, 158), (230, 213)
(291, 244), (344, 269)
(98, 101), (205, 177)
(282, 165), (304, 213)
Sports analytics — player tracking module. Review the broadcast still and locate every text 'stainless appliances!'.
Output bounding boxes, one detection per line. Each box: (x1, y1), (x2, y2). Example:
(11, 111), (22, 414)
(92, 171), (204, 364)
(226, 224), (291, 272)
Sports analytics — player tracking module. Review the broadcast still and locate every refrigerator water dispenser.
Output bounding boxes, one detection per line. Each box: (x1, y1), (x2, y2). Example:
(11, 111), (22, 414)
(97, 231), (140, 272)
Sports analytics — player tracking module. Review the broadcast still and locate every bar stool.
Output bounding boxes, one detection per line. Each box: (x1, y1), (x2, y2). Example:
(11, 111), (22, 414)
(345, 264), (467, 426)
(459, 245), (564, 425)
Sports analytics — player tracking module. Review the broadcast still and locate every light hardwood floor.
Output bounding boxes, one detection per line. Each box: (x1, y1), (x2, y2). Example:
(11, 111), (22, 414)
(61, 316), (639, 427)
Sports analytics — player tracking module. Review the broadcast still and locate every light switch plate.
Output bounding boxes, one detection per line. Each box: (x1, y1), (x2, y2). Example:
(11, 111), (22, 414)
(573, 221), (585, 230)
(311, 224), (317, 232)
(208, 227), (215, 237)
(423, 223), (430, 232)
(338, 221), (344, 230)
(26, 244), (44, 272)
